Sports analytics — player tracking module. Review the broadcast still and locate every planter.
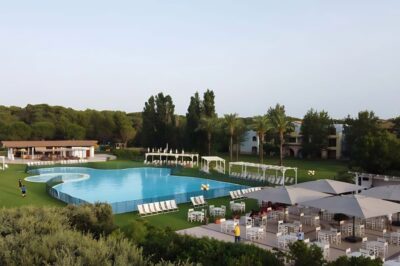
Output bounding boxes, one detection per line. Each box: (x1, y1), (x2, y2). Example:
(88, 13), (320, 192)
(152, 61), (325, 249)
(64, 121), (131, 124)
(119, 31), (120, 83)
(215, 218), (222, 224)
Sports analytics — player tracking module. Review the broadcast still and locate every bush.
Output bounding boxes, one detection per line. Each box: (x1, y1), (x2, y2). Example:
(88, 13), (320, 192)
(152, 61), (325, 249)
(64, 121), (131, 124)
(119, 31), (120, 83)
(113, 148), (144, 161)
(0, 206), (150, 266)
(287, 241), (326, 266)
(327, 256), (383, 266)
(63, 203), (116, 239)
(129, 220), (283, 266)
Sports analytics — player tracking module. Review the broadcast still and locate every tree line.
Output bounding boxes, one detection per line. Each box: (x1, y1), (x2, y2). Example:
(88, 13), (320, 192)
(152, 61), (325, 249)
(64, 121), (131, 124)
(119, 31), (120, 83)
(0, 91), (399, 174)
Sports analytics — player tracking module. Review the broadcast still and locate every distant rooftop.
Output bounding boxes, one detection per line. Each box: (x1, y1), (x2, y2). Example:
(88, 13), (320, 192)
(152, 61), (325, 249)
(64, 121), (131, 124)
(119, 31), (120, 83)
(1, 140), (98, 148)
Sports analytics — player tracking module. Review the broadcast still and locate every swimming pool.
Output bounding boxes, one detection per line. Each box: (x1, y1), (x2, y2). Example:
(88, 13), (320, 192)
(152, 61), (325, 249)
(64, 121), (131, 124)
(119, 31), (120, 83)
(27, 167), (246, 214)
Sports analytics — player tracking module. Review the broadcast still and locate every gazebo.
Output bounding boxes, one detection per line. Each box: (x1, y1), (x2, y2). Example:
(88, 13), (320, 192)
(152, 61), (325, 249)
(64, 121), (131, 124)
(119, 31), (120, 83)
(228, 161), (298, 185)
(144, 149), (199, 167)
(200, 156), (226, 174)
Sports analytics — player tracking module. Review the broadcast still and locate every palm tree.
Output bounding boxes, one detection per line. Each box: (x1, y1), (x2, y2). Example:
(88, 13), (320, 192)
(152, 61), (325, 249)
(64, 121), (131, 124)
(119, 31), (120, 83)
(224, 113), (238, 161)
(252, 115), (271, 164)
(234, 119), (247, 161)
(197, 116), (219, 155)
(268, 104), (293, 166)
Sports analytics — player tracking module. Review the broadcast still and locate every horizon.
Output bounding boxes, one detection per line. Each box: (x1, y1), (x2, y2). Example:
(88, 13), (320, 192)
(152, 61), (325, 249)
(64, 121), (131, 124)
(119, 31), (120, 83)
(1, 1), (399, 119)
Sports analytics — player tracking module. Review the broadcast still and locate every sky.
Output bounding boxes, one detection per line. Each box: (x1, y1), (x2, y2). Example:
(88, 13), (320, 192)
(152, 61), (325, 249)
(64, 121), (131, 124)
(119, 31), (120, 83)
(0, 1), (399, 119)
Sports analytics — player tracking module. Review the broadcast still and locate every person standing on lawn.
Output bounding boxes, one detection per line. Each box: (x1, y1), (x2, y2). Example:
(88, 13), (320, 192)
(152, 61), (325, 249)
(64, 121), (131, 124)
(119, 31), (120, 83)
(234, 224), (241, 243)
(21, 184), (27, 197)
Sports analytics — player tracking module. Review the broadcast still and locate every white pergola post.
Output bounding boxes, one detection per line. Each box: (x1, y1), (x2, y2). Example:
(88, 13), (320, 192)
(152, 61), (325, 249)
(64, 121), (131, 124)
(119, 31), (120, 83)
(0, 156), (4, 170)
(282, 169), (286, 186)
(295, 168), (298, 184)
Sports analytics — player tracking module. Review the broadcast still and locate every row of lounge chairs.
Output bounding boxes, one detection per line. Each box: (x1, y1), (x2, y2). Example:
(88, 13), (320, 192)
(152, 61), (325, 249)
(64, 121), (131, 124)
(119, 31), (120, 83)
(230, 187), (262, 200)
(27, 159), (88, 167)
(144, 160), (197, 167)
(138, 200), (179, 216)
(230, 171), (295, 185)
(190, 195), (208, 208)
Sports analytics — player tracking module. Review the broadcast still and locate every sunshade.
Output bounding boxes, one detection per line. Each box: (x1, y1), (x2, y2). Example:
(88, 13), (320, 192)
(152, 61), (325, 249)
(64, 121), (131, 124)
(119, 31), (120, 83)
(292, 179), (365, 195)
(361, 185), (400, 202)
(302, 194), (400, 219)
(245, 186), (330, 205)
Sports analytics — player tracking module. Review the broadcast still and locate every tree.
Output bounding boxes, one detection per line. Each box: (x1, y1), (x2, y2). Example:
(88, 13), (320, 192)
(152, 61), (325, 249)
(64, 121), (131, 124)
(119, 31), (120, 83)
(114, 112), (136, 147)
(252, 115), (271, 163)
(344, 111), (400, 173)
(5, 121), (32, 140)
(287, 241), (326, 266)
(64, 123), (86, 140)
(234, 119), (247, 161)
(224, 113), (238, 161)
(202, 89), (216, 118)
(141, 93), (176, 148)
(31, 121), (56, 140)
(185, 92), (202, 151)
(268, 104), (293, 166)
(301, 109), (333, 158)
(391, 116), (400, 138)
(197, 116), (219, 155)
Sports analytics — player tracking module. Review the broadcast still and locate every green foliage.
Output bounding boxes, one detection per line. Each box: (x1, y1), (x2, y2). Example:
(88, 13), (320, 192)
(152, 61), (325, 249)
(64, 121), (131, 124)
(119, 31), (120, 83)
(197, 116), (220, 155)
(185, 92), (202, 151)
(327, 256), (383, 266)
(202, 89), (216, 118)
(267, 104), (293, 165)
(252, 115), (271, 163)
(0, 206), (150, 266)
(63, 203), (116, 239)
(345, 111), (400, 174)
(287, 241), (326, 266)
(6, 121), (32, 140)
(301, 109), (333, 158)
(141, 93), (176, 148)
(113, 148), (143, 160)
(129, 220), (283, 266)
(0, 104), (136, 145)
(224, 113), (239, 160)
(31, 121), (56, 140)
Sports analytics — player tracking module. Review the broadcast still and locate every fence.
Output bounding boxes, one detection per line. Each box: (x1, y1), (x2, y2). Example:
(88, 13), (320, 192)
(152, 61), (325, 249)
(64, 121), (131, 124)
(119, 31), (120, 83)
(45, 174), (247, 214)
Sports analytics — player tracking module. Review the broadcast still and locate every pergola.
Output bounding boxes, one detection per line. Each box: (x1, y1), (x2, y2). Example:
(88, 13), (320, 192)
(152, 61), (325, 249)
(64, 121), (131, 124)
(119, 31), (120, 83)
(0, 156), (4, 170)
(229, 161), (298, 185)
(200, 156), (226, 174)
(145, 151), (199, 167)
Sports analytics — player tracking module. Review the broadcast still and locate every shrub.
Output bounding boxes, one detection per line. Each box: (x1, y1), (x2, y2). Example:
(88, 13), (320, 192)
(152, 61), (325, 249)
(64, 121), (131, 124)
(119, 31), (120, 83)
(113, 148), (144, 160)
(63, 203), (116, 239)
(287, 241), (326, 266)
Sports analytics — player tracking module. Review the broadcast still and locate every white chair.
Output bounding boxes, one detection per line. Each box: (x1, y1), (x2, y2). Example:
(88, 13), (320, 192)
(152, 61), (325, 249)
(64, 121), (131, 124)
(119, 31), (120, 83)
(149, 203), (157, 214)
(154, 202), (163, 213)
(143, 204), (152, 215)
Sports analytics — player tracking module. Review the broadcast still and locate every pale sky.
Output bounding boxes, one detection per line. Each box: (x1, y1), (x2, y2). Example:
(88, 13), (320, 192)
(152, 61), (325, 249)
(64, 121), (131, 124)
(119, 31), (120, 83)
(0, 1), (399, 119)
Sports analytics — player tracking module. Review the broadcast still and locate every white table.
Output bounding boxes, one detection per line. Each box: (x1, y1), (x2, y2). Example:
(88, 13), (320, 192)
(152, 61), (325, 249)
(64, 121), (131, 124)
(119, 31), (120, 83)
(231, 203), (245, 212)
(221, 220), (238, 233)
(210, 207), (225, 217)
(279, 223), (302, 234)
(318, 230), (341, 245)
(390, 232), (400, 245)
(190, 211), (205, 222)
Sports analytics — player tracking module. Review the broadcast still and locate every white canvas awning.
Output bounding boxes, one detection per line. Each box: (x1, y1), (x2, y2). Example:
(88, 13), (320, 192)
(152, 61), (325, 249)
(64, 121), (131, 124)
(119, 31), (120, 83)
(302, 194), (400, 219)
(361, 185), (400, 202)
(245, 186), (330, 205)
(292, 179), (366, 195)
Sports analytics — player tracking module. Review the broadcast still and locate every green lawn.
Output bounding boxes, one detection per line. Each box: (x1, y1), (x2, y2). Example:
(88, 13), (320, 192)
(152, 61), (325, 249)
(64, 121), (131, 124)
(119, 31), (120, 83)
(1, 156), (348, 230)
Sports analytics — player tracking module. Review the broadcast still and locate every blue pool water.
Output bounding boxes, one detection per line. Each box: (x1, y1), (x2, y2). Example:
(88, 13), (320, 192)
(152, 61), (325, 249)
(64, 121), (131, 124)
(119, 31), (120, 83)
(27, 167), (246, 213)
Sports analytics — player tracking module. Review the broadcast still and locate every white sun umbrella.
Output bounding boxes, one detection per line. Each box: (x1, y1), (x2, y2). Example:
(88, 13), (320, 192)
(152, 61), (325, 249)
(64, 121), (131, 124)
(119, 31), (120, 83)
(361, 185), (400, 202)
(245, 186), (331, 205)
(302, 194), (400, 241)
(292, 179), (365, 195)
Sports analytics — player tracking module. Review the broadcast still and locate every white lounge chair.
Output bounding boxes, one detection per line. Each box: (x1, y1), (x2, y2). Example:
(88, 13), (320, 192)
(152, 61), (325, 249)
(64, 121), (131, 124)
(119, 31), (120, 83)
(138, 205), (148, 216)
(170, 200), (178, 211)
(143, 204), (152, 215)
(154, 202), (163, 213)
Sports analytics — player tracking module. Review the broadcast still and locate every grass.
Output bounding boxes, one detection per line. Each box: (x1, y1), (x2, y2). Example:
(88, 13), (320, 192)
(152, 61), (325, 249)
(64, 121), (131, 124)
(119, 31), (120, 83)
(115, 197), (259, 231)
(1, 156), (348, 230)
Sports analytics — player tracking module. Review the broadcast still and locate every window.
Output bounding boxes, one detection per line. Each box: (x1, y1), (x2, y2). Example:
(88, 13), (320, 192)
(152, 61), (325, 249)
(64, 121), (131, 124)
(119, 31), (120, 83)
(252, 136), (257, 142)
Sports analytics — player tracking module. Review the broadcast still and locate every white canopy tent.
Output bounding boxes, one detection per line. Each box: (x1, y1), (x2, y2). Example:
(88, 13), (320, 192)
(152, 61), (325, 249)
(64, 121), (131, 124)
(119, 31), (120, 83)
(292, 179), (365, 195)
(229, 161), (298, 185)
(246, 186), (330, 205)
(200, 156), (226, 174)
(361, 185), (400, 202)
(145, 151), (199, 167)
(302, 194), (400, 241)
